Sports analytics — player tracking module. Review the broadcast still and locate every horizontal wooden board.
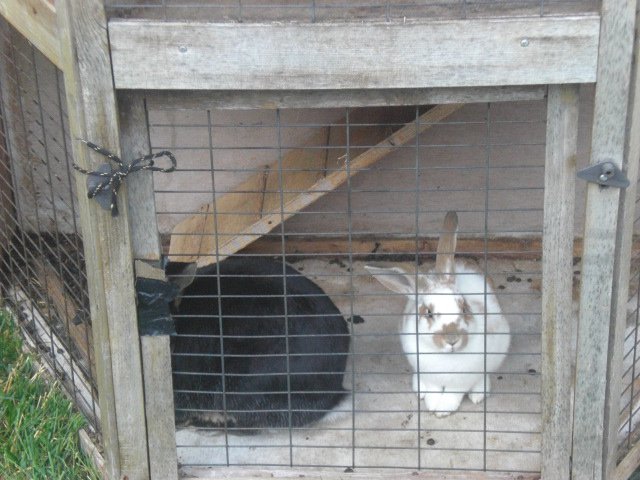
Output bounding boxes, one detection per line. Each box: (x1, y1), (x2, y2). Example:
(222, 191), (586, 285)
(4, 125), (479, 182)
(110, 16), (599, 90)
(141, 86), (547, 110)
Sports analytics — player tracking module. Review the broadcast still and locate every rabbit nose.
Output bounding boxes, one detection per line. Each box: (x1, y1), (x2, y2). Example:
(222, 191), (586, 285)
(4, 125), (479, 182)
(445, 336), (459, 347)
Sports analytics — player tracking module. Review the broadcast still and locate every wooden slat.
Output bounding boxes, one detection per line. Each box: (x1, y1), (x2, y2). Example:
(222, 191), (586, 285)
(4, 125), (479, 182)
(0, 0), (60, 69)
(0, 20), (23, 256)
(540, 84), (579, 480)
(606, 4), (640, 478)
(109, 16), (599, 90)
(571, 0), (638, 477)
(615, 436), (640, 480)
(56, 1), (150, 479)
(120, 91), (179, 480)
(180, 467), (541, 480)
(169, 104), (462, 267)
(142, 86), (547, 110)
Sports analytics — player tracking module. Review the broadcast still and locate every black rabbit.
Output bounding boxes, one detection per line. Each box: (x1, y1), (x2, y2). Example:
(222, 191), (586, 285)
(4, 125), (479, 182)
(167, 256), (352, 433)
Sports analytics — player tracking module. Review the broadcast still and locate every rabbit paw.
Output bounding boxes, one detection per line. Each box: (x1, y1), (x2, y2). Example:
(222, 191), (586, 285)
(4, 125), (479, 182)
(425, 390), (464, 417)
(469, 377), (491, 404)
(413, 374), (427, 399)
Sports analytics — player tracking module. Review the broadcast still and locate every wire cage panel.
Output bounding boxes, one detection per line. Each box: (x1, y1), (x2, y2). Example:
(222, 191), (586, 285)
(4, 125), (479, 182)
(144, 98), (590, 475)
(618, 173), (640, 462)
(104, 0), (601, 22)
(0, 19), (98, 430)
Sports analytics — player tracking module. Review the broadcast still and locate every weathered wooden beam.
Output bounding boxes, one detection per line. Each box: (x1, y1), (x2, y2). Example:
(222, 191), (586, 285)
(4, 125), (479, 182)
(120, 91), (178, 480)
(56, 0), (150, 478)
(604, 3), (640, 478)
(571, 0), (638, 477)
(540, 84), (579, 480)
(110, 16), (599, 90)
(141, 85), (547, 110)
(0, 0), (60, 69)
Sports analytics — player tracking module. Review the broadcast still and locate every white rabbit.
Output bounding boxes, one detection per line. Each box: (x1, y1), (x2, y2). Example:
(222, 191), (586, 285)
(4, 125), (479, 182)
(366, 211), (510, 417)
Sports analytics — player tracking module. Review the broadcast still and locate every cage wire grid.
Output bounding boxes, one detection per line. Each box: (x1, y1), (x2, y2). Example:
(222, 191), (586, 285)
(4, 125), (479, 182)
(618, 175), (640, 461)
(0, 20), (99, 430)
(150, 101), (549, 473)
(103, 0), (601, 22)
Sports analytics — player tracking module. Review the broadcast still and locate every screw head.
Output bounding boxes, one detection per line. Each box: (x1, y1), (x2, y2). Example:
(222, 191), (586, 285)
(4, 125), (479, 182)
(599, 173), (609, 183)
(520, 38), (530, 47)
(178, 45), (188, 53)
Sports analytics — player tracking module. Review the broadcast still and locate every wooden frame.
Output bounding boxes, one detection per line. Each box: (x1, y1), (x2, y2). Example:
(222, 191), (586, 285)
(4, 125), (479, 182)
(109, 16), (599, 90)
(572, 0), (639, 478)
(141, 86), (547, 110)
(3, 0), (640, 478)
(56, 1), (150, 479)
(540, 84), (580, 480)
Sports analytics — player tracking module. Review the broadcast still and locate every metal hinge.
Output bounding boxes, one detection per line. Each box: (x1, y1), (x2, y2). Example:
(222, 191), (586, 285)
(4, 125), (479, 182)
(577, 161), (630, 188)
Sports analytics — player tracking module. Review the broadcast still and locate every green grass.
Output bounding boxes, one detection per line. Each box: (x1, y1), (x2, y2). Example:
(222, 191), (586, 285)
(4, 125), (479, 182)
(0, 309), (101, 480)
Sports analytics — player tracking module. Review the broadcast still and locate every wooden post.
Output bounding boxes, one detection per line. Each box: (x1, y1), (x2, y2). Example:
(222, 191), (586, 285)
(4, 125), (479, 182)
(541, 84), (579, 479)
(119, 91), (179, 480)
(604, 3), (640, 477)
(56, 1), (150, 479)
(572, 0), (638, 478)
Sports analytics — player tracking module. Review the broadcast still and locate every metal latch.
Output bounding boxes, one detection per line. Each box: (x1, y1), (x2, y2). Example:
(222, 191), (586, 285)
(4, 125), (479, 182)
(577, 161), (630, 188)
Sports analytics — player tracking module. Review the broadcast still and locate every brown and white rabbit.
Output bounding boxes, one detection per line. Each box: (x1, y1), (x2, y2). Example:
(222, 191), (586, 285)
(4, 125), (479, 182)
(366, 211), (510, 417)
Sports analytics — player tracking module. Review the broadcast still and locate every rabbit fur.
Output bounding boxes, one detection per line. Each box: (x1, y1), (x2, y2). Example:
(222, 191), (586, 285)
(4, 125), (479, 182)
(366, 211), (510, 417)
(167, 256), (351, 432)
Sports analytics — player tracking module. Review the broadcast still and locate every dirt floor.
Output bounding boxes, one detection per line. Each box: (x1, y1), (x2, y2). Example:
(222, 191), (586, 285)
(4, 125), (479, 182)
(176, 257), (548, 476)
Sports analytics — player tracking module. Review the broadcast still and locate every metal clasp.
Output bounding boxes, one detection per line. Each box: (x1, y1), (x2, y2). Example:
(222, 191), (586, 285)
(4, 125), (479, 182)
(577, 161), (629, 188)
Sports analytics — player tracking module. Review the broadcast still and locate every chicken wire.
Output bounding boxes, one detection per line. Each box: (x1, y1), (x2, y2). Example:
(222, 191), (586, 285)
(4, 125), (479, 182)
(104, 0), (601, 22)
(147, 100), (554, 474)
(0, 20), (98, 430)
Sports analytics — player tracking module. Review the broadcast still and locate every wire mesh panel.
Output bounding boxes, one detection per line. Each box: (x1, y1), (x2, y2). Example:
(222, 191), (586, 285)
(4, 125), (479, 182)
(618, 177), (640, 462)
(104, 0), (601, 22)
(0, 20), (98, 430)
(148, 100), (550, 475)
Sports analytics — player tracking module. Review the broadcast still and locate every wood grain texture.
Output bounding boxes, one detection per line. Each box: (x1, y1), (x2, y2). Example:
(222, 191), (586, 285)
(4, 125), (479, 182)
(0, 21), (23, 255)
(56, 1), (149, 478)
(109, 16), (599, 90)
(140, 335), (178, 480)
(605, 4), (640, 478)
(169, 104), (462, 267)
(540, 84), (579, 480)
(179, 467), (541, 480)
(571, 0), (638, 478)
(0, 0), (60, 69)
(142, 86), (547, 110)
(119, 92), (162, 261)
(121, 93), (179, 480)
(615, 432), (640, 480)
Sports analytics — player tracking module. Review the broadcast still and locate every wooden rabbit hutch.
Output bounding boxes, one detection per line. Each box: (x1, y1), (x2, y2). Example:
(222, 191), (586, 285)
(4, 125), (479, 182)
(2, 0), (640, 479)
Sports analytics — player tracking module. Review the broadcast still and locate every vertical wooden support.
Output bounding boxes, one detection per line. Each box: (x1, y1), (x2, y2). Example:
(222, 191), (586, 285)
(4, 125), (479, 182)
(119, 91), (179, 480)
(56, 1), (150, 479)
(0, 21), (23, 251)
(605, 3), (640, 477)
(541, 84), (579, 480)
(572, 0), (638, 478)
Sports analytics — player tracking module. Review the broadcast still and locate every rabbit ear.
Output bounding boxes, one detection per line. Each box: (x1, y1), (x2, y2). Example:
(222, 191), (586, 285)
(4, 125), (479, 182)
(365, 265), (420, 296)
(435, 211), (458, 279)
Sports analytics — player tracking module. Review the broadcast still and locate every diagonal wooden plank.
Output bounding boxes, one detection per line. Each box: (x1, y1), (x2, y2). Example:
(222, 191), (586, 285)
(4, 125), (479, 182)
(169, 104), (462, 267)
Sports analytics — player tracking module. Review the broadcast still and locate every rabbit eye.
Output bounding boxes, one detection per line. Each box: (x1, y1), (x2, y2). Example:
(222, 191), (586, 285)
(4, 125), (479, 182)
(419, 304), (434, 321)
